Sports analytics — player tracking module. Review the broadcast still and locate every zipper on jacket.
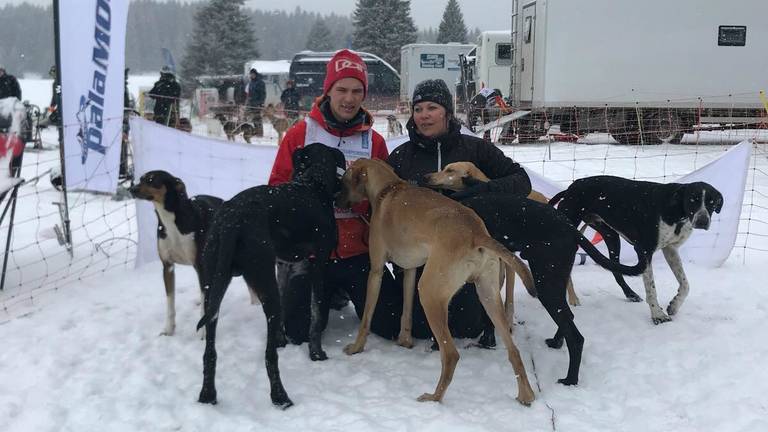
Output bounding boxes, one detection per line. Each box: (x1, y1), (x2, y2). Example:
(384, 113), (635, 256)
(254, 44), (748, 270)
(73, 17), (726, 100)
(437, 141), (442, 171)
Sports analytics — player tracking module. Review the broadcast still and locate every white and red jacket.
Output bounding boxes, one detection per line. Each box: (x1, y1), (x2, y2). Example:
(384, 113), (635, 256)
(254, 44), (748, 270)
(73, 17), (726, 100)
(268, 104), (388, 259)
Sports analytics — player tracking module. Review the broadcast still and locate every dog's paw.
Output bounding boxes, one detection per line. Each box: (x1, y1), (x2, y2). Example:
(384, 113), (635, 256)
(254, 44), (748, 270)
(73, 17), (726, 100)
(198, 387), (218, 405)
(416, 392), (441, 402)
(626, 293), (644, 302)
(557, 377), (578, 386)
(516, 390), (535, 406)
(309, 349), (328, 361)
(545, 337), (564, 349)
(343, 343), (364, 355)
(465, 341), (496, 350)
(159, 328), (175, 336)
(652, 314), (672, 325)
(271, 393), (294, 410)
(396, 335), (414, 349)
(477, 332), (497, 349)
(666, 301), (682, 316)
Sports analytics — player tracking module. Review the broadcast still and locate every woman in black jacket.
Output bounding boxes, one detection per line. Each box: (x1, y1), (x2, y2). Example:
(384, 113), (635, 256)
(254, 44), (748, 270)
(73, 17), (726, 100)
(386, 78), (531, 345)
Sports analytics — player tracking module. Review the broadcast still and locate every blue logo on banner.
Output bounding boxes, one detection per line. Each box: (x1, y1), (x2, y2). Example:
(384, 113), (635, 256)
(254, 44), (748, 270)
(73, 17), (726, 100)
(78, 0), (112, 164)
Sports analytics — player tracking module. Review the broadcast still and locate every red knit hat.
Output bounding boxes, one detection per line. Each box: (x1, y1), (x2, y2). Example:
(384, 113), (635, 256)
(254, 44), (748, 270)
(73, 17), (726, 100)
(322, 49), (368, 96)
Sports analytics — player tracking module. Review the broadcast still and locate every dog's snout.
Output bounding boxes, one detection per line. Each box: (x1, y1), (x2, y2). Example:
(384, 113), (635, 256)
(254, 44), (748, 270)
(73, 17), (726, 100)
(693, 214), (710, 230)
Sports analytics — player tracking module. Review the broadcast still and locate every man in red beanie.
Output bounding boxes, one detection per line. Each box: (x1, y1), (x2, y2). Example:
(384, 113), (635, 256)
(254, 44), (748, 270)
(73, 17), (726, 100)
(268, 49), (401, 348)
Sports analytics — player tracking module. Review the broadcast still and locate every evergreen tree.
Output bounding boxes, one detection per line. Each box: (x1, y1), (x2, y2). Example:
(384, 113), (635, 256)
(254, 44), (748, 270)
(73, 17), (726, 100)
(352, 0), (417, 72)
(305, 19), (335, 51)
(437, 0), (467, 43)
(179, 0), (259, 92)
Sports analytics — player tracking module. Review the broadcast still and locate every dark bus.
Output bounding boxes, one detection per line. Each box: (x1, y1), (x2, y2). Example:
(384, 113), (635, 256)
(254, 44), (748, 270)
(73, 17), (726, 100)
(289, 51), (400, 110)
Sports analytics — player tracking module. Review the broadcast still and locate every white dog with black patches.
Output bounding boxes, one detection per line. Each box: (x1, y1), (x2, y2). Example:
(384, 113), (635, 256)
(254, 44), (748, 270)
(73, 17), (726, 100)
(550, 176), (724, 325)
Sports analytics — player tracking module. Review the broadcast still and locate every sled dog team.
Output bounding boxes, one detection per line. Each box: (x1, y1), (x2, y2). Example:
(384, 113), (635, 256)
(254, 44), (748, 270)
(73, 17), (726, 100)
(131, 50), (723, 409)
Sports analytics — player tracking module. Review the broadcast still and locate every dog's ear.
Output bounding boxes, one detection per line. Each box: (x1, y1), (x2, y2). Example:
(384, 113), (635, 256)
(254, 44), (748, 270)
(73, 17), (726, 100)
(667, 185), (688, 214)
(174, 177), (187, 196)
(335, 149), (347, 173)
(461, 176), (483, 188)
(291, 146), (308, 173)
(707, 185), (724, 213)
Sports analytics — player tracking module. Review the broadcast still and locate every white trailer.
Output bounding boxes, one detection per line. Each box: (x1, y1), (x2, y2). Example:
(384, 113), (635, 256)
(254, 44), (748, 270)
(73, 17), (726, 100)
(400, 43), (474, 104)
(243, 60), (291, 106)
(474, 31), (512, 97)
(510, 0), (768, 143)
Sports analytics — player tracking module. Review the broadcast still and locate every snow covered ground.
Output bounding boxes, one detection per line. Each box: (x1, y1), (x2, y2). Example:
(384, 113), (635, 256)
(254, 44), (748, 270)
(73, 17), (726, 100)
(2, 78), (768, 432)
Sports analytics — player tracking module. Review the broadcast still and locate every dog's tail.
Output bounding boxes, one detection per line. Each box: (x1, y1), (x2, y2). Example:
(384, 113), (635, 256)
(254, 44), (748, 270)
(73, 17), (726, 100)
(196, 209), (239, 331)
(476, 236), (536, 298)
(548, 190), (566, 207)
(576, 233), (647, 276)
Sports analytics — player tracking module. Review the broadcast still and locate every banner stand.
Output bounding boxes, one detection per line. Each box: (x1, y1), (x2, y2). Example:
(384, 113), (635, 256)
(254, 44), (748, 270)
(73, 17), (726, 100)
(0, 149), (25, 290)
(53, 0), (72, 252)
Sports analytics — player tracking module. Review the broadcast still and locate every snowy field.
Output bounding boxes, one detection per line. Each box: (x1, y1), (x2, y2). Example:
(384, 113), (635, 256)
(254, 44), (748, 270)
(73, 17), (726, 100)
(1, 78), (768, 432)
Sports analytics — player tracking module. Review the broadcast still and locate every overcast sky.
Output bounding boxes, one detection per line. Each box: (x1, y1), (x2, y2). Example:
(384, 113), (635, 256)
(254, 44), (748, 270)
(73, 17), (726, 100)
(244, 0), (511, 30)
(7, 0), (512, 31)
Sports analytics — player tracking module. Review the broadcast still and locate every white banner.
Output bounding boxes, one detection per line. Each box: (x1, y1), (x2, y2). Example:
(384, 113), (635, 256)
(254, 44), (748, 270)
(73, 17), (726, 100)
(59, 0), (128, 192)
(131, 118), (277, 266)
(388, 131), (749, 268)
(522, 141), (752, 267)
(132, 119), (748, 268)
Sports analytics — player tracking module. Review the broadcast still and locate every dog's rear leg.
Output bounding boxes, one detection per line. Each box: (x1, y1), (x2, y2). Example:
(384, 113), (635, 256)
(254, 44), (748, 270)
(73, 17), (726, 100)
(198, 316), (219, 404)
(540, 295), (583, 385)
(397, 268), (417, 349)
(566, 277), (581, 306)
(532, 257), (583, 385)
(475, 265), (535, 405)
(161, 262), (176, 336)
(417, 280), (460, 403)
(243, 266), (294, 408)
(599, 225), (643, 302)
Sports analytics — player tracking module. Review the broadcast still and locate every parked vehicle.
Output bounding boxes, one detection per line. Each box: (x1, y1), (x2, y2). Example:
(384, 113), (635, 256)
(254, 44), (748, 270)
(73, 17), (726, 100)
(289, 51), (400, 110)
(400, 43), (474, 109)
(456, 31), (512, 112)
(508, 0), (768, 143)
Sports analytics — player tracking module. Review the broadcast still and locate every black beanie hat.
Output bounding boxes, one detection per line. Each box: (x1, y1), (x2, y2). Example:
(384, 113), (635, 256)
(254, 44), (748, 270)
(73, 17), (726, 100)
(411, 79), (453, 114)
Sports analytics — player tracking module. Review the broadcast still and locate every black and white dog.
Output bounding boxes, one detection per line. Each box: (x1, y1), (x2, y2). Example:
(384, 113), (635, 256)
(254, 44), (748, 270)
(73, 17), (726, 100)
(130, 171), (254, 336)
(550, 176), (723, 325)
(196, 143), (346, 409)
(386, 114), (404, 137)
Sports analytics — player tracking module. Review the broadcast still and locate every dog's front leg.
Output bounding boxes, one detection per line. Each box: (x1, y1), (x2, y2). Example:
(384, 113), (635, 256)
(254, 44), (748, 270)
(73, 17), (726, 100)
(397, 268), (417, 348)
(308, 259), (329, 361)
(642, 258), (671, 324)
(344, 248), (386, 355)
(662, 246), (689, 316)
(160, 262), (176, 336)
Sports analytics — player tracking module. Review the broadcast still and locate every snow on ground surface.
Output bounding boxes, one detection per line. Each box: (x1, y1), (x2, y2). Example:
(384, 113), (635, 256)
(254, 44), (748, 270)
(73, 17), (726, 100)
(2, 78), (767, 432)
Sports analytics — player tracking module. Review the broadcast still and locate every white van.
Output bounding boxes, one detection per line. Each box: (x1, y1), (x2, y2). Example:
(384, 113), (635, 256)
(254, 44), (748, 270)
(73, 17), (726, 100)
(399, 43), (474, 104)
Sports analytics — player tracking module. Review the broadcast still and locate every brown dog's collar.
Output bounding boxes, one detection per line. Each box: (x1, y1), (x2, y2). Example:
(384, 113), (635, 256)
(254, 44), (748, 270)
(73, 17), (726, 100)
(375, 181), (407, 204)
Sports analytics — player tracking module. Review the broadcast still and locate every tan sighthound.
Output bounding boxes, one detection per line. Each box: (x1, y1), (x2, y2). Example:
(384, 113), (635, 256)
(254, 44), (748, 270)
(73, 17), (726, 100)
(424, 161), (582, 308)
(263, 103), (291, 144)
(337, 158), (535, 405)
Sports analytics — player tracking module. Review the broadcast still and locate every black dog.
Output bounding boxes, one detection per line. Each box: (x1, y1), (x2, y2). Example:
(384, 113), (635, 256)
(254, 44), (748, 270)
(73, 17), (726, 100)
(549, 175), (723, 325)
(214, 113), (255, 143)
(130, 170), (234, 336)
(196, 143), (346, 409)
(440, 189), (646, 386)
